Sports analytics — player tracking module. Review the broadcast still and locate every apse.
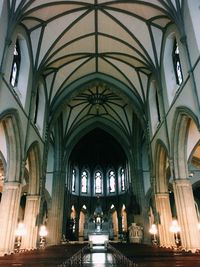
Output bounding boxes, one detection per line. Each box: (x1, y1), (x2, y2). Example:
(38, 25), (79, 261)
(69, 127), (126, 168)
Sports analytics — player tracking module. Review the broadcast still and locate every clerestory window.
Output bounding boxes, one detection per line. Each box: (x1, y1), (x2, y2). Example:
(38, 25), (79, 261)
(109, 170), (116, 193)
(120, 168), (125, 191)
(10, 40), (21, 87)
(72, 169), (76, 192)
(81, 170), (88, 193)
(172, 40), (183, 86)
(95, 171), (102, 194)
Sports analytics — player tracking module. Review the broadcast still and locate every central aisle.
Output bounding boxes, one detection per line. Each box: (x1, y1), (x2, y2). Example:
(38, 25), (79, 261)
(82, 245), (117, 267)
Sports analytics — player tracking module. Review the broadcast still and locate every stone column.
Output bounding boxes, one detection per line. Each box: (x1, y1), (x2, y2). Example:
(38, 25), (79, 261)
(21, 195), (41, 250)
(47, 171), (65, 245)
(173, 179), (200, 251)
(0, 182), (21, 256)
(155, 193), (174, 247)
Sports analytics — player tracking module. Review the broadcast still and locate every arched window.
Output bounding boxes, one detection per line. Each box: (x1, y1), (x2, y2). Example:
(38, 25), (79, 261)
(172, 40), (183, 86)
(9, 33), (30, 108)
(109, 170), (116, 193)
(10, 39), (21, 87)
(95, 171), (102, 194)
(120, 168), (125, 191)
(72, 169), (76, 192)
(81, 170), (88, 193)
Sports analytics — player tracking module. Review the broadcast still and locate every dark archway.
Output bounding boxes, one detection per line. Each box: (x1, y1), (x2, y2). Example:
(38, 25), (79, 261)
(69, 127), (126, 168)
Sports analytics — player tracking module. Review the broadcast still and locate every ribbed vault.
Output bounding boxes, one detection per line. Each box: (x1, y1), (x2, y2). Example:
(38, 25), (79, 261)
(6, 0), (183, 142)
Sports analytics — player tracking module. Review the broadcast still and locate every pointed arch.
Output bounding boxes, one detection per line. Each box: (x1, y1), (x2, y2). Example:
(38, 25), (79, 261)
(154, 140), (169, 193)
(0, 109), (23, 182)
(171, 106), (200, 179)
(64, 120), (130, 165)
(26, 141), (41, 195)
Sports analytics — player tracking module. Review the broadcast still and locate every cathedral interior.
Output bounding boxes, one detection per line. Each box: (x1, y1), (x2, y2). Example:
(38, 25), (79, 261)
(1, 0), (200, 264)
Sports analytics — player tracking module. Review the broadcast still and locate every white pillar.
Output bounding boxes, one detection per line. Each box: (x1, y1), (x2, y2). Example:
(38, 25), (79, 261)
(173, 179), (200, 251)
(155, 193), (174, 247)
(21, 195), (41, 250)
(0, 182), (21, 256)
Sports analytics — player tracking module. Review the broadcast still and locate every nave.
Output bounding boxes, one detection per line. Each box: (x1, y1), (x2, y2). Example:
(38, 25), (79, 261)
(82, 246), (116, 267)
(1, 0), (200, 257)
(1, 242), (200, 267)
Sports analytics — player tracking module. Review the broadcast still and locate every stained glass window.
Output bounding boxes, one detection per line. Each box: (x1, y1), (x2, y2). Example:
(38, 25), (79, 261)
(121, 168), (125, 191)
(109, 170), (116, 193)
(10, 40), (21, 87)
(72, 169), (76, 192)
(95, 171), (102, 194)
(81, 170), (88, 193)
(173, 40), (183, 86)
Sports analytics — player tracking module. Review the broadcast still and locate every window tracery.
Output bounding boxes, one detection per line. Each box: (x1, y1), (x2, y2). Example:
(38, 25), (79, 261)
(71, 166), (126, 195)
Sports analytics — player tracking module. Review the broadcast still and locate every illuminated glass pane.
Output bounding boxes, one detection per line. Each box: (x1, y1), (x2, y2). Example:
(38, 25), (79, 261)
(72, 169), (75, 192)
(10, 62), (17, 87)
(95, 171), (102, 194)
(109, 170), (115, 193)
(121, 168), (125, 191)
(81, 170), (88, 193)
(176, 61), (183, 85)
(173, 41), (183, 86)
(10, 40), (21, 87)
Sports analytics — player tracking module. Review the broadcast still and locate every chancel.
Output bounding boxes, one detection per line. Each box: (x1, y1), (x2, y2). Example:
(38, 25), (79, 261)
(93, 202), (103, 232)
(87, 200), (110, 246)
(1, 1), (200, 266)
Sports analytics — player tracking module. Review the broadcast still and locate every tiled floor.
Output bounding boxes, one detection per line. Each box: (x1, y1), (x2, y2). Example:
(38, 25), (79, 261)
(82, 245), (117, 267)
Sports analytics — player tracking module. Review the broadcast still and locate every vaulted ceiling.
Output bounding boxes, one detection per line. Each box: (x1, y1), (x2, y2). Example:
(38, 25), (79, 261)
(7, 0), (183, 140)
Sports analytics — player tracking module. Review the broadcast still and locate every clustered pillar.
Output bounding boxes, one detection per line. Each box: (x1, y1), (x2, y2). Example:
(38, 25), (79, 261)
(0, 182), (21, 255)
(21, 195), (41, 250)
(155, 192), (174, 247)
(173, 179), (200, 251)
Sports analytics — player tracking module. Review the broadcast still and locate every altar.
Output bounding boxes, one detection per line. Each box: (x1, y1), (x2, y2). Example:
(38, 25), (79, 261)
(83, 201), (113, 244)
(88, 233), (109, 245)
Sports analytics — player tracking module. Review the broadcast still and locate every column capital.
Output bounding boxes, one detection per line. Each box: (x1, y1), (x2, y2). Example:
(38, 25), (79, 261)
(3, 181), (21, 190)
(173, 178), (191, 187)
(26, 194), (41, 201)
(155, 192), (169, 198)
